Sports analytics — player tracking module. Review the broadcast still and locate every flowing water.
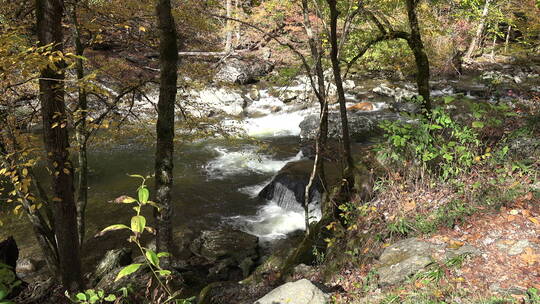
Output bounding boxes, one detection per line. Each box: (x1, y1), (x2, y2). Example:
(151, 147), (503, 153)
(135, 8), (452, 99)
(2, 72), (529, 262)
(0, 101), (315, 262)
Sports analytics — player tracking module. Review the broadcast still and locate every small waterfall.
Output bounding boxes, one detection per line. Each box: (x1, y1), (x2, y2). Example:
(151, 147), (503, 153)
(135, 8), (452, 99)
(231, 159), (323, 241)
(258, 159), (323, 221)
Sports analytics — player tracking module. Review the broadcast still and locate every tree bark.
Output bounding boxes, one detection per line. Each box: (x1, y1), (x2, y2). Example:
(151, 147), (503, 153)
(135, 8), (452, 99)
(301, 0), (328, 234)
(155, 0), (179, 256)
(36, 0), (83, 291)
(465, 0), (492, 60)
(404, 0), (431, 113)
(71, 2), (89, 249)
(327, 0), (354, 176)
(225, 0), (233, 52)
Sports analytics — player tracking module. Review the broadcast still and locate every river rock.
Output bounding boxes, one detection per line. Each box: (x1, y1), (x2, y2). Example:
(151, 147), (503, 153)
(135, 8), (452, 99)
(258, 160), (338, 214)
(215, 58), (274, 85)
(190, 229), (259, 280)
(185, 87), (246, 117)
(254, 279), (328, 304)
(190, 229), (258, 262)
(299, 110), (400, 142)
(373, 83), (417, 102)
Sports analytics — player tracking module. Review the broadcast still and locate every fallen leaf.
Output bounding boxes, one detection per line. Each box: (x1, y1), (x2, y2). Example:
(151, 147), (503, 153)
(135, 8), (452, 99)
(449, 240), (465, 249)
(529, 217), (540, 226)
(520, 247), (540, 265)
(404, 200), (416, 212)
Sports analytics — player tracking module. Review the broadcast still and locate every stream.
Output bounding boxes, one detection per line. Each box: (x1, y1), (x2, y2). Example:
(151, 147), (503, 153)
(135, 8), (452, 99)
(1, 67), (538, 267)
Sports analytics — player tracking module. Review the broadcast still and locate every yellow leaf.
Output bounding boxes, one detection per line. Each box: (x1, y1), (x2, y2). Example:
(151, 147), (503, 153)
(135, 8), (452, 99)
(404, 200), (416, 212)
(520, 247), (540, 265)
(139, 26), (146, 32)
(449, 240), (464, 249)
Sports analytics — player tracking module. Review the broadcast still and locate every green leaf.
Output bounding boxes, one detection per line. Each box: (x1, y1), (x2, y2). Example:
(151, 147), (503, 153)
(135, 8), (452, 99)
(100, 224), (130, 234)
(115, 263), (142, 281)
(145, 249), (159, 267)
(472, 121), (485, 128)
(76, 293), (87, 301)
(138, 187), (149, 204)
(157, 252), (171, 258)
(104, 294), (117, 302)
(0, 288), (6, 300)
(156, 270), (171, 277)
(443, 96), (455, 104)
(131, 216), (146, 233)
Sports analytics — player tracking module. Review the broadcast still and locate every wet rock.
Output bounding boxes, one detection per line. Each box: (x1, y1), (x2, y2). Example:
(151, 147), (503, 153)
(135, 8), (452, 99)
(92, 248), (132, 285)
(258, 160), (342, 216)
(254, 279), (328, 304)
(189, 229), (259, 280)
(190, 229), (258, 263)
(373, 83), (416, 102)
(215, 58), (274, 85)
(299, 110), (399, 142)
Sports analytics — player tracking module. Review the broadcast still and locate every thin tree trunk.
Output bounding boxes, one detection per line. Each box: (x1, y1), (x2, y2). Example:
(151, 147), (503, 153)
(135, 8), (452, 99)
(404, 0), (431, 113)
(327, 0), (354, 176)
(36, 0), (83, 291)
(225, 0), (233, 52)
(504, 25), (511, 53)
(465, 0), (492, 60)
(234, 0), (241, 46)
(490, 30), (497, 60)
(71, 2), (89, 249)
(301, 0), (328, 234)
(155, 0), (179, 256)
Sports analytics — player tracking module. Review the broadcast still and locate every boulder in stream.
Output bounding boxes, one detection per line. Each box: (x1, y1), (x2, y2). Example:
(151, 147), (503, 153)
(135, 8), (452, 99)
(189, 229), (259, 281)
(299, 111), (400, 142)
(215, 58), (274, 85)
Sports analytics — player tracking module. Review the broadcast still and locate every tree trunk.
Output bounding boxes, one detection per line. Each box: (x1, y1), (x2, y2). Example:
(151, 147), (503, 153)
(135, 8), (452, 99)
(327, 0), (354, 176)
(504, 25), (511, 53)
(301, 0), (329, 234)
(155, 0), (179, 256)
(225, 0), (233, 52)
(404, 0), (431, 113)
(71, 2), (89, 249)
(36, 0), (83, 291)
(465, 0), (492, 60)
